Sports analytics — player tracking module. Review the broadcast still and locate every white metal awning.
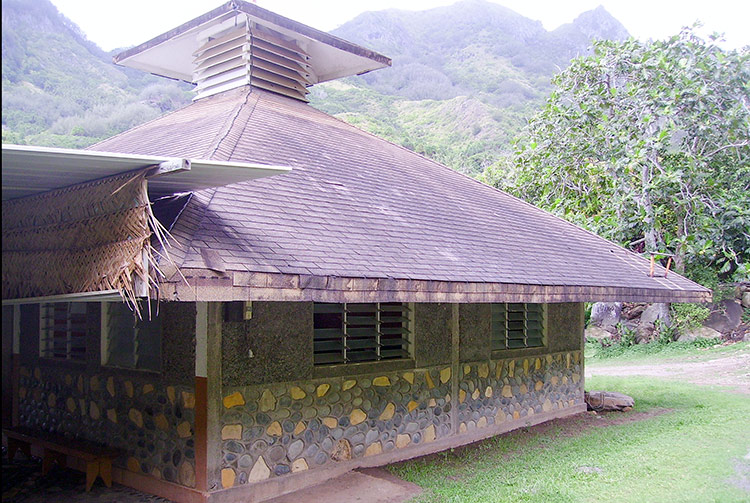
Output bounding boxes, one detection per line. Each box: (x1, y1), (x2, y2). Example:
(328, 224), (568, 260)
(1, 144), (292, 200)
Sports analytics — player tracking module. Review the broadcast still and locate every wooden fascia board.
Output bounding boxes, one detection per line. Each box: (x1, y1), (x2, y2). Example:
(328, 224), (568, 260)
(163, 269), (712, 304)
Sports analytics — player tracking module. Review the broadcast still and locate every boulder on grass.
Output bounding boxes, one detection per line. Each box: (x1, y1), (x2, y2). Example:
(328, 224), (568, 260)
(585, 326), (612, 342)
(704, 299), (743, 334)
(585, 391), (634, 412)
(589, 302), (622, 329)
(677, 326), (722, 343)
(635, 303), (671, 344)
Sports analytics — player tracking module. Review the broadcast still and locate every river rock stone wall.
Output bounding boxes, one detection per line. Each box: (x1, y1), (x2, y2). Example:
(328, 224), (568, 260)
(457, 351), (583, 432)
(219, 350), (582, 489)
(17, 365), (197, 487)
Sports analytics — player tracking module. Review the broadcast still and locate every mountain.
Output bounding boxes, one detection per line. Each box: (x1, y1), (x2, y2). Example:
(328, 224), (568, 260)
(1, 0), (628, 173)
(1, 0), (191, 148)
(310, 0), (629, 174)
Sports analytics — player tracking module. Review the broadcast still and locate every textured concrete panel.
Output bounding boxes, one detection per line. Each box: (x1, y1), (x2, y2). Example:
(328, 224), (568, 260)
(413, 303), (452, 367)
(547, 303), (584, 353)
(459, 304), (491, 363)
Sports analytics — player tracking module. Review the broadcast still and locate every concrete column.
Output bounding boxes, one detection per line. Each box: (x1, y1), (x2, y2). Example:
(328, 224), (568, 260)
(450, 303), (460, 435)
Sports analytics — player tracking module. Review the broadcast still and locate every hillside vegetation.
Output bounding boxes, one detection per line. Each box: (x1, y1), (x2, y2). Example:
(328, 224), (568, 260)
(2, 0), (627, 173)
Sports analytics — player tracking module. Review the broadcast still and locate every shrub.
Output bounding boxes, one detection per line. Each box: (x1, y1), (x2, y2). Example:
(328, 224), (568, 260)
(671, 303), (711, 335)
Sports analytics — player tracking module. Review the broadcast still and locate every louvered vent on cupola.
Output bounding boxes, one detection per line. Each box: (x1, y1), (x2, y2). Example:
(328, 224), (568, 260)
(192, 21), (314, 102)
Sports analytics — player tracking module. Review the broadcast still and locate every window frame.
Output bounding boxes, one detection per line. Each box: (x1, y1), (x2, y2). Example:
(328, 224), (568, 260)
(491, 303), (547, 352)
(38, 302), (88, 363)
(100, 300), (162, 373)
(313, 302), (414, 366)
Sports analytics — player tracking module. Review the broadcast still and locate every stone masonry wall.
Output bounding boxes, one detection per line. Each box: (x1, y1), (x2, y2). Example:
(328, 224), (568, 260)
(17, 365), (197, 487)
(218, 350), (582, 490)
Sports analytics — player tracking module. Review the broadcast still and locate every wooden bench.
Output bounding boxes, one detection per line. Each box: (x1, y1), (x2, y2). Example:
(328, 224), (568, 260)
(3, 427), (122, 492)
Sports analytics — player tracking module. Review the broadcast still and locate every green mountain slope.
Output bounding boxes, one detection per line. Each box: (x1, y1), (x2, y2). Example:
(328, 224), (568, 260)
(1, 0), (191, 148)
(2, 0), (628, 175)
(310, 0), (629, 175)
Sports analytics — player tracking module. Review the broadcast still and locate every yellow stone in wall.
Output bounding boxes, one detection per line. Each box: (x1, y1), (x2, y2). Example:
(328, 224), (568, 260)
(428, 398), (436, 407)
(266, 421), (282, 436)
(316, 384), (330, 397)
(472, 388), (480, 400)
(547, 354), (554, 365)
(528, 407), (535, 416)
(508, 360), (515, 377)
(535, 381), (543, 391)
(127, 457), (141, 473)
(106, 376), (115, 397)
(485, 386), (493, 398)
(440, 367), (451, 383)
(125, 381), (134, 398)
(523, 359), (529, 376)
(77, 375), (84, 394)
(459, 423), (467, 433)
(574, 352), (581, 364)
(90, 376), (99, 391)
(143, 384), (154, 394)
(90, 401), (100, 420)
(259, 389), (276, 411)
(379, 403), (395, 421)
(478, 363), (489, 378)
(182, 391), (195, 409)
(290, 386), (306, 400)
(567, 353), (571, 368)
(535, 358), (542, 371)
(425, 372), (435, 389)
(223, 391), (245, 409)
(221, 424), (242, 440)
(343, 379), (357, 390)
(551, 376), (559, 386)
(424, 424), (436, 443)
(34, 367), (41, 380)
(562, 376), (568, 385)
(459, 389), (466, 404)
(221, 468), (236, 488)
(177, 421), (192, 438)
(323, 417), (338, 429)
(495, 361), (504, 378)
(350, 409), (367, 425)
(129, 408), (143, 427)
(66, 397), (76, 413)
(513, 411), (520, 420)
(151, 467), (162, 479)
(572, 373), (580, 384)
(477, 417), (487, 428)
(179, 462), (195, 488)
(542, 399), (553, 412)
(502, 385), (512, 398)
(402, 372), (414, 385)
(155, 414), (169, 431)
(167, 386), (176, 404)
(292, 458), (309, 472)
(520, 384), (528, 395)
(47, 393), (56, 408)
(407, 401), (419, 412)
(495, 410), (506, 423)
(249, 456), (271, 482)
(373, 376), (390, 387)
(107, 408), (117, 423)
(64, 374), (72, 386)
(464, 364), (471, 376)
(365, 442), (383, 456)
(396, 434), (410, 448)
(294, 421), (306, 436)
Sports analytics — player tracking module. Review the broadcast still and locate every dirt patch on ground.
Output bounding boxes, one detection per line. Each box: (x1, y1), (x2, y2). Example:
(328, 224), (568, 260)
(587, 347), (750, 394)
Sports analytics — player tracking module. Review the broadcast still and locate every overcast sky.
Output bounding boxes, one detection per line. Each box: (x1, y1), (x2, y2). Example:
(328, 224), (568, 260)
(50, 0), (749, 51)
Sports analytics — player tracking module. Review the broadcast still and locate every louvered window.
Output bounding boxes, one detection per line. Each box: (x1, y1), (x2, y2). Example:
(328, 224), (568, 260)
(40, 303), (88, 362)
(102, 301), (161, 372)
(313, 303), (411, 365)
(491, 303), (545, 350)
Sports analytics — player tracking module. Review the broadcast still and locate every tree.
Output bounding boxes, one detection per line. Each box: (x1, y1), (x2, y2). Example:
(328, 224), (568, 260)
(486, 28), (750, 283)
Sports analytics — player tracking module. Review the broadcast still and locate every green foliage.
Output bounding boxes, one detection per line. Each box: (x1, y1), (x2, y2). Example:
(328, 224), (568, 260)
(671, 303), (711, 333)
(496, 28), (750, 285)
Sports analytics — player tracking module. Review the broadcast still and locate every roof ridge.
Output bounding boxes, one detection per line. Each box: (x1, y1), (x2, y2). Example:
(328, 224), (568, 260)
(168, 187), (219, 270)
(204, 87), (259, 161)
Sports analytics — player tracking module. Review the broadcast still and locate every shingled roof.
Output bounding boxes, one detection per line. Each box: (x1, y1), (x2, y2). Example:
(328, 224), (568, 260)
(90, 86), (709, 303)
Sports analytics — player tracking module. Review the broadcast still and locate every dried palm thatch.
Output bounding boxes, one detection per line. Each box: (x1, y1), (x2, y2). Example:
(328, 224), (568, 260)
(2, 169), (174, 315)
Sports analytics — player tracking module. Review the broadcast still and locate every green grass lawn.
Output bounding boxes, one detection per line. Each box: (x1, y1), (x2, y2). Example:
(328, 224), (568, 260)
(585, 339), (749, 365)
(390, 349), (750, 502)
